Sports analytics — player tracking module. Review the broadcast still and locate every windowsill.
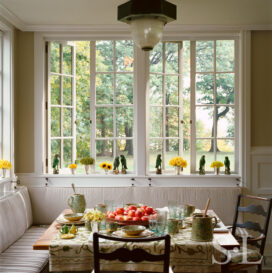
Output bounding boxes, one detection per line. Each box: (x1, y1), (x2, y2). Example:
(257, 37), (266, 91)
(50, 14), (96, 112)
(39, 173), (240, 179)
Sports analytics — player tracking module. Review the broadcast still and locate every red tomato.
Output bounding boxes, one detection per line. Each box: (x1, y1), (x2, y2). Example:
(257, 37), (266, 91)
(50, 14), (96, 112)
(141, 216), (149, 221)
(115, 215), (124, 220)
(124, 216), (133, 221)
(115, 207), (124, 215)
(135, 209), (143, 218)
(145, 207), (154, 215)
(128, 210), (136, 217)
(128, 205), (137, 211)
(132, 217), (140, 221)
(108, 213), (115, 219)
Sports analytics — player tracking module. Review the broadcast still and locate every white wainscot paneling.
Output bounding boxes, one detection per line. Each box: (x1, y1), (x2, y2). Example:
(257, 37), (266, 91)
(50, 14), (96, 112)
(252, 147), (272, 194)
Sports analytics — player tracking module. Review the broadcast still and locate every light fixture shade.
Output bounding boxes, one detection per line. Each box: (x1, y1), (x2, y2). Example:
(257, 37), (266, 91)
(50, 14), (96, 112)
(129, 18), (165, 51)
(118, 0), (176, 51)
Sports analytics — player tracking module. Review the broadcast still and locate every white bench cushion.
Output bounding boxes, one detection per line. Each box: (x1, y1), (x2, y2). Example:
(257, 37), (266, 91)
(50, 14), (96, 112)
(0, 186), (33, 253)
(0, 226), (48, 272)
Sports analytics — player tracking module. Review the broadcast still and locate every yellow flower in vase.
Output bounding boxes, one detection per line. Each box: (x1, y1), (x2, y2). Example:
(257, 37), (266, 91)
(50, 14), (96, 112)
(69, 164), (77, 175)
(99, 162), (112, 174)
(0, 159), (12, 178)
(169, 156), (187, 175)
(210, 161), (224, 175)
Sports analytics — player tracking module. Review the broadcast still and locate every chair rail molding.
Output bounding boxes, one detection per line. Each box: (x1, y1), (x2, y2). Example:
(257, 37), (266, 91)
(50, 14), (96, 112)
(251, 146), (272, 195)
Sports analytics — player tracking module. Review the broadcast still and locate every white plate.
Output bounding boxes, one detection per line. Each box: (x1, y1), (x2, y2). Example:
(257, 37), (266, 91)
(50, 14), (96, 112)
(56, 215), (85, 225)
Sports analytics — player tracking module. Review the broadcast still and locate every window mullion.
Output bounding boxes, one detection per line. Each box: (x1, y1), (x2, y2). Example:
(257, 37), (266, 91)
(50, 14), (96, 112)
(213, 40), (217, 162)
(90, 41), (96, 170)
(190, 41), (196, 173)
(178, 42), (183, 158)
(72, 45), (76, 164)
(234, 38), (239, 174)
(47, 42), (51, 173)
(162, 43), (166, 170)
(113, 41), (117, 159)
(60, 44), (64, 168)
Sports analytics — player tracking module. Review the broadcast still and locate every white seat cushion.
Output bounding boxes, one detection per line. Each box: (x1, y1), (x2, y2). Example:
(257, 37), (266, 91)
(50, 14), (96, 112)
(0, 226), (49, 272)
(229, 247), (261, 264)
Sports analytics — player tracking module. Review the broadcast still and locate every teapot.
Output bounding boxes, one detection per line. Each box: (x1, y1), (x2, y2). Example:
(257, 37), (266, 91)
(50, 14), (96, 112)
(68, 193), (86, 213)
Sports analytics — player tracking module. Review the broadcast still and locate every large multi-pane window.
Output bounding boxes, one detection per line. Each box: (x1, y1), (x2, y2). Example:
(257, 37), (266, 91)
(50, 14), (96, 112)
(47, 39), (237, 174)
(47, 40), (134, 173)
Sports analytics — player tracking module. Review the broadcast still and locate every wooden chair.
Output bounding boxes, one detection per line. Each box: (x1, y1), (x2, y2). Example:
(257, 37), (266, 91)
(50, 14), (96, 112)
(93, 232), (171, 273)
(222, 194), (272, 273)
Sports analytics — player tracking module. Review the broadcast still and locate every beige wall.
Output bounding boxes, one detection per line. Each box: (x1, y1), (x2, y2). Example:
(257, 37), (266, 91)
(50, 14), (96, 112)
(251, 31), (272, 146)
(13, 30), (272, 172)
(14, 30), (35, 173)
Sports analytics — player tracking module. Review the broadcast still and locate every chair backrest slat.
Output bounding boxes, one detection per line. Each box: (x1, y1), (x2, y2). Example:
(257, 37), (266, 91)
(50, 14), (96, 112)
(93, 232), (171, 273)
(238, 204), (267, 217)
(232, 194), (272, 255)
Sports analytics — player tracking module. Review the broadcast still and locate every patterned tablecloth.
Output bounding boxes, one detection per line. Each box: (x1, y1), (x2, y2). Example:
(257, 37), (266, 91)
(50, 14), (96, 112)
(49, 227), (222, 272)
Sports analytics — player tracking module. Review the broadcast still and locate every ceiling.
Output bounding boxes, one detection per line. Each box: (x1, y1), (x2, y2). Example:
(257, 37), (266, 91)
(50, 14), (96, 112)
(0, 0), (271, 31)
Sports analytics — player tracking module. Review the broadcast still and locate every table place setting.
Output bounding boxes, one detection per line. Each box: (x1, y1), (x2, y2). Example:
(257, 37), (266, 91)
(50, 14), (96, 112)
(47, 193), (231, 272)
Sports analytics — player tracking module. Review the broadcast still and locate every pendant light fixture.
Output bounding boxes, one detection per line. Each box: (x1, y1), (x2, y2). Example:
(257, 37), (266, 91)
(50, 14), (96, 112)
(117, 0), (177, 51)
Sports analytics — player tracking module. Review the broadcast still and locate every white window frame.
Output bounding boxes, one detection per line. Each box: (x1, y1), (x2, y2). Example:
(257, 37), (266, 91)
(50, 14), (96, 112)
(47, 42), (76, 173)
(0, 19), (14, 186)
(32, 29), (251, 187)
(90, 40), (136, 172)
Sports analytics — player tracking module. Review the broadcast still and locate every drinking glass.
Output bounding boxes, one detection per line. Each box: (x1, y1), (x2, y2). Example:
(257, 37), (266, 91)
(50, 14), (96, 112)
(176, 205), (185, 220)
(168, 200), (178, 219)
(149, 219), (157, 233)
(156, 221), (166, 235)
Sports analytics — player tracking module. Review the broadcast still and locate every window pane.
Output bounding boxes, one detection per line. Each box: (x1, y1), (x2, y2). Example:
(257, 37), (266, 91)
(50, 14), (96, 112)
(216, 139), (234, 171)
(117, 139), (133, 170)
(116, 107), (133, 138)
(63, 45), (72, 75)
(96, 74), (113, 104)
(183, 137), (190, 174)
(150, 107), (163, 137)
(63, 139), (72, 167)
(196, 139), (214, 172)
(165, 139), (179, 170)
(196, 74), (214, 104)
(51, 108), (60, 137)
(63, 77), (72, 105)
(50, 75), (60, 105)
(196, 107), (214, 138)
(166, 76), (179, 105)
(217, 106), (234, 138)
(116, 40), (134, 72)
(50, 42), (60, 73)
(196, 41), (214, 72)
(216, 40), (234, 72)
(96, 41), (114, 72)
(149, 139), (163, 171)
(63, 108), (72, 137)
(76, 41), (90, 160)
(166, 107), (179, 137)
(96, 140), (113, 169)
(150, 74), (163, 105)
(216, 73), (234, 104)
(150, 43), (162, 73)
(51, 139), (60, 166)
(165, 43), (178, 74)
(116, 74), (133, 104)
(96, 107), (113, 137)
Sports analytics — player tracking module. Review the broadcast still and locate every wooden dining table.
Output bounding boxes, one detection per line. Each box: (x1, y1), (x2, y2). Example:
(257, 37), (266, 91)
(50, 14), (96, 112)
(33, 209), (239, 251)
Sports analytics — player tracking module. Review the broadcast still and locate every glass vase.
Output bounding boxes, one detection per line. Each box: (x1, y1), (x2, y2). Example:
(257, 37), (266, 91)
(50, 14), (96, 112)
(175, 166), (183, 175)
(214, 167), (220, 175)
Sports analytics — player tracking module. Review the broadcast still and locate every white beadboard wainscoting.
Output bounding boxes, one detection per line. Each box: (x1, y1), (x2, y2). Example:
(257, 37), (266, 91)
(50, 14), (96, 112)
(251, 147), (272, 268)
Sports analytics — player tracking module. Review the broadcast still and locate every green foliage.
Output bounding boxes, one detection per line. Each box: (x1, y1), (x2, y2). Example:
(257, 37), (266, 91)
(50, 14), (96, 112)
(80, 157), (94, 165)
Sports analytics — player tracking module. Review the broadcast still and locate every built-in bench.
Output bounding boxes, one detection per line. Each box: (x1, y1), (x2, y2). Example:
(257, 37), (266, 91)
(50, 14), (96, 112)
(0, 186), (48, 273)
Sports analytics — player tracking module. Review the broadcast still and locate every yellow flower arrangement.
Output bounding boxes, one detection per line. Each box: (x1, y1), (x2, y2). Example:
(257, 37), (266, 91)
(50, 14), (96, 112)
(84, 209), (106, 222)
(99, 162), (112, 170)
(69, 164), (77, 169)
(0, 160), (12, 169)
(169, 156), (187, 168)
(210, 161), (224, 168)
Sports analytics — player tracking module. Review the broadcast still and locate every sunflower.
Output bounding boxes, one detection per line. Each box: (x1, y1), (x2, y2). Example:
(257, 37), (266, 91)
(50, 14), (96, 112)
(99, 162), (108, 169)
(107, 163), (112, 170)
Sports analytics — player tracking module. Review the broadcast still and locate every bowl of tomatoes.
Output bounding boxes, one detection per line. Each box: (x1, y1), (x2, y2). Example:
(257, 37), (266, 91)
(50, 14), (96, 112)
(106, 204), (157, 226)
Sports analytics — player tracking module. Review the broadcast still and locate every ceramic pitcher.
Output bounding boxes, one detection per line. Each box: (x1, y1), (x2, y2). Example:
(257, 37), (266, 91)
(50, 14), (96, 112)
(67, 193), (86, 213)
(191, 213), (217, 242)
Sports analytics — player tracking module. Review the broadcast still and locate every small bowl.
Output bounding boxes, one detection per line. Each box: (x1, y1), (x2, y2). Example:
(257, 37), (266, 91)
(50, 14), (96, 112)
(122, 225), (146, 236)
(63, 213), (84, 222)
